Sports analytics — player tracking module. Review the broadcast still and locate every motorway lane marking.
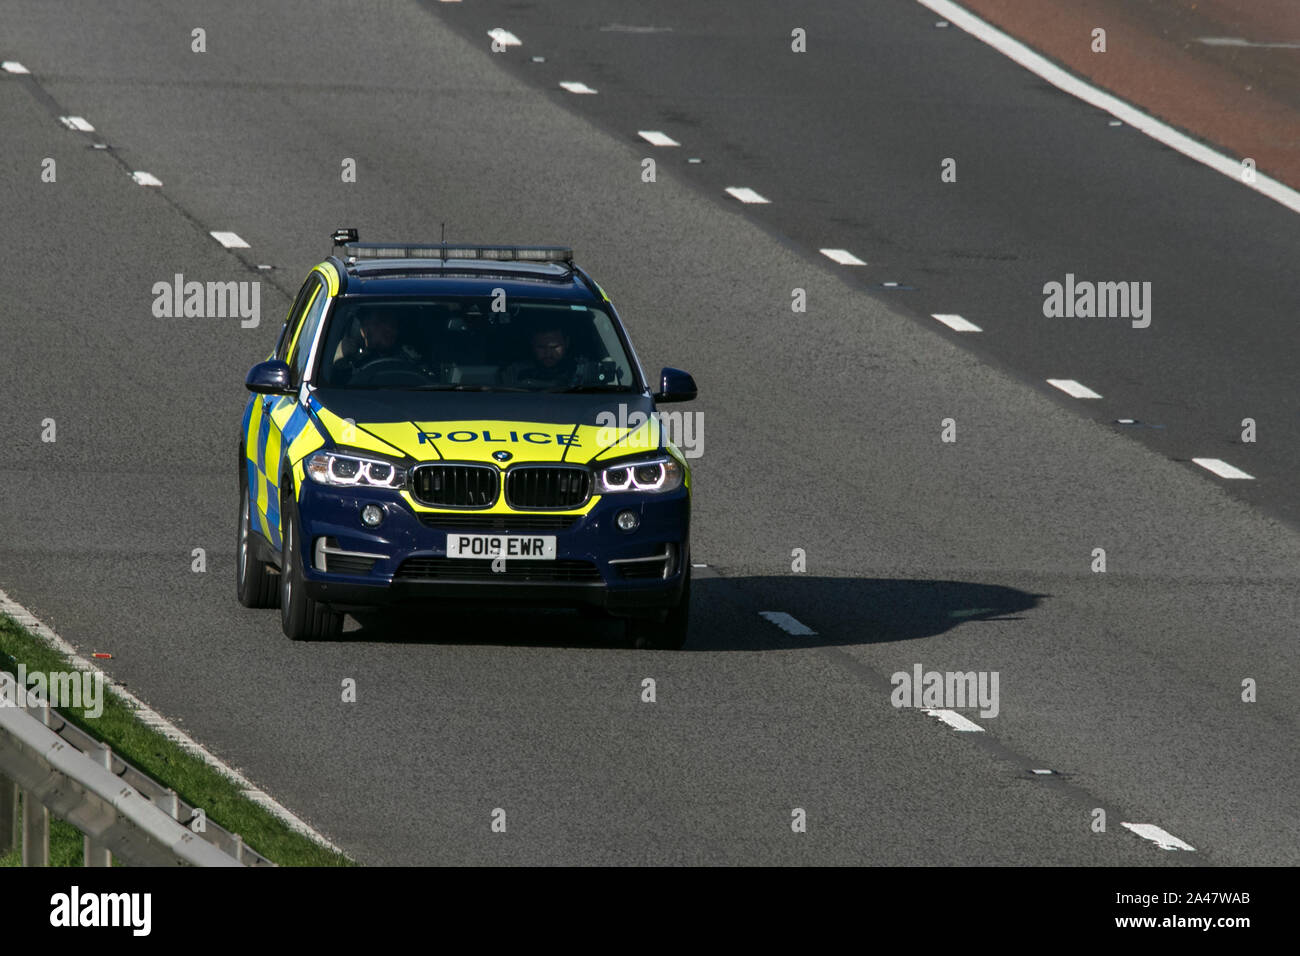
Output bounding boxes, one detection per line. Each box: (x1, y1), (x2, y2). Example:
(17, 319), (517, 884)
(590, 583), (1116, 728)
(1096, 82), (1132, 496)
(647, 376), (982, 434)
(1198, 36), (1300, 49)
(2, 61), (30, 74)
(916, 0), (1300, 217)
(1046, 378), (1103, 399)
(638, 130), (680, 147)
(131, 171), (162, 187)
(210, 231), (250, 249)
(931, 312), (982, 332)
(758, 611), (817, 636)
(725, 186), (770, 204)
(1192, 458), (1255, 480)
(0, 586), (343, 852)
(559, 81), (598, 94)
(1121, 822), (1196, 851)
(922, 708), (985, 732)
(487, 28), (521, 47)
(819, 248), (866, 266)
(59, 115), (94, 131)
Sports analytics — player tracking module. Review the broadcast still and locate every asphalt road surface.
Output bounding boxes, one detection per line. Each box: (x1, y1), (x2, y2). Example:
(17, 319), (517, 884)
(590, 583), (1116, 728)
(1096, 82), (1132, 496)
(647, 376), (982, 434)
(0, 0), (1295, 864)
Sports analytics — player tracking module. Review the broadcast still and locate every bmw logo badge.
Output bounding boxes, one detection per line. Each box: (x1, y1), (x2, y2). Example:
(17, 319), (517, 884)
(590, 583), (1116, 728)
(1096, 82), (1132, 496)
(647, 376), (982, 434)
(493, 450), (512, 462)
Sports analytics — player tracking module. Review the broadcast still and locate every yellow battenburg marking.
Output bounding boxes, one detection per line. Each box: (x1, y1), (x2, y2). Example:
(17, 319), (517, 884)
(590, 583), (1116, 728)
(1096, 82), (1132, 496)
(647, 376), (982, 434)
(244, 404), (261, 464)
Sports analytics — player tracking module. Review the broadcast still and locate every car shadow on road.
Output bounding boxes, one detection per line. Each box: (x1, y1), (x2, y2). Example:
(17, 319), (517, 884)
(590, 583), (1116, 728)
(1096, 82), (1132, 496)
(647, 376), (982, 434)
(333, 575), (1045, 650)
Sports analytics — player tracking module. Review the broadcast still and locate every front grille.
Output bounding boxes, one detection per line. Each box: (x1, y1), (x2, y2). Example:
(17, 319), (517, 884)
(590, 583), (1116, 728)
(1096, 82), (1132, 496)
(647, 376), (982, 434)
(411, 464), (499, 508)
(505, 466), (591, 510)
(325, 554), (378, 575)
(419, 513), (579, 531)
(394, 557), (601, 582)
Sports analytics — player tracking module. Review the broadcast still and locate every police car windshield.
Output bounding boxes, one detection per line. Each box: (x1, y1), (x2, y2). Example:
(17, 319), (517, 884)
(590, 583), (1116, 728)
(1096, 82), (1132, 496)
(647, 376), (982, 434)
(315, 297), (638, 392)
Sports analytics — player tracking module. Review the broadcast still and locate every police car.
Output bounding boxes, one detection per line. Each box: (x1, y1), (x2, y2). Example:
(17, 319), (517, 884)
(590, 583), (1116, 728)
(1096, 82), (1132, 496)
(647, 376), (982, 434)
(237, 231), (697, 647)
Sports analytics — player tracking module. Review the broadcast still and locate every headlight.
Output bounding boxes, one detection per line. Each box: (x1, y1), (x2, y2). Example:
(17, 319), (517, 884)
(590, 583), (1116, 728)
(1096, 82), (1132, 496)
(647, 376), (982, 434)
(596, 456), (683, 494)
(306, 451), (407, 488)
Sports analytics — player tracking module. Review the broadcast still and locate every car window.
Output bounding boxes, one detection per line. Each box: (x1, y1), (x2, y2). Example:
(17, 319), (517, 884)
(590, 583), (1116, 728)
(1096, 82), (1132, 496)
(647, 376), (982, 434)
(288, 281), (329, 384)
(315, 297), (638, 392)
(276, 276), (320, 363)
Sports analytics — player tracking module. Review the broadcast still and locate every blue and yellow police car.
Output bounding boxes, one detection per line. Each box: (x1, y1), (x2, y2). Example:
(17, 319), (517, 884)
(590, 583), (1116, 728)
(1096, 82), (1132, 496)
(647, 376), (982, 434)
(237, 231), (698, 647)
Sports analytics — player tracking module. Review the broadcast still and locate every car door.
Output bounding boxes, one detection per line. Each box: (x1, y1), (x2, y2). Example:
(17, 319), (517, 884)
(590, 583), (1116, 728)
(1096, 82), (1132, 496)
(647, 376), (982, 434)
(246, 274), (325, 548)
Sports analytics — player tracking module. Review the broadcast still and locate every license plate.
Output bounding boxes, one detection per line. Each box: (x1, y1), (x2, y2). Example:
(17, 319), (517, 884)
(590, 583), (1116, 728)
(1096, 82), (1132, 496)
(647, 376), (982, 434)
(446, 534), (557, 560)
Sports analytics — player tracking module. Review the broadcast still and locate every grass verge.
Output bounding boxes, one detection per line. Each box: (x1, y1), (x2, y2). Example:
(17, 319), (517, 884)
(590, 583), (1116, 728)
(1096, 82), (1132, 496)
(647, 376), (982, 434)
(0, 613), (353, 866)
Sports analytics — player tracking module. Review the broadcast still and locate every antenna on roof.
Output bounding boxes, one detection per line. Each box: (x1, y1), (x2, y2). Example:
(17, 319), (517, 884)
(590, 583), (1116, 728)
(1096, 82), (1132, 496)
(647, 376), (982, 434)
(441, 222), (446, 245)
(331, 227), (358, 251)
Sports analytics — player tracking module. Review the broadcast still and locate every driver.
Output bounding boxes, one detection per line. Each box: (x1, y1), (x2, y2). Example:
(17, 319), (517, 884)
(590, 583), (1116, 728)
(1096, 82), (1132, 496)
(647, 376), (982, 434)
(332, 309), (424, 381)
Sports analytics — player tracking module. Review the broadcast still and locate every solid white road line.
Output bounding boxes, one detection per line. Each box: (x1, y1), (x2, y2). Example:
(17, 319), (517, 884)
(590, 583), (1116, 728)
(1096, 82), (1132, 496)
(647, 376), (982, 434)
(819, 248), (866, 266)
(638, 130), (680, 147)
(725, 187), (770, 204)
(210, 231), (250, 249)
(559, 81), (598, 94)
(59, 116), (94, 131)
(915, 0), (1300, 217)
(1121, 822), (1196, 851)
(922, 708), (985, 732)
(131, 171), (162, 187)
(758, 611), (817, 636)
(931, 313), (982, 332)
(0, 587), (342, 852)
(1046, 378), (1103, 399)
(1192, 458), (1255, 480)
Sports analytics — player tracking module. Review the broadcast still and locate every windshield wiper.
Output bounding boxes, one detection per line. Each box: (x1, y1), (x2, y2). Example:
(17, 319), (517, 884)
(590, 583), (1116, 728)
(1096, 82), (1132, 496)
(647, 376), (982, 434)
(403, 384), (532, 392)
(545, 384), (638, 394)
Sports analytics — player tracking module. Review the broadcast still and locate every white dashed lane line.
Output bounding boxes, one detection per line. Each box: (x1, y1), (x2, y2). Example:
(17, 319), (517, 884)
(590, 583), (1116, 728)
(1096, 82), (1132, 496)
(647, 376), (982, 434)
(131, 171), (162, 187)
(559, 81), (598, 94)
(758, 611), (817, 636)
(59, 115), (94, 131)
(1046, 379), (1103, 399)
(725, 187), (770, 204)
(922, 709), (985, 732)
(3, 61), (30, 74)
(638, 130), (680, 147)
(1192, 458), (1255, 480)
(931, 313), (982, 332)
(1121, 822), (1196, 851)
(487, 28), (521, 47)
(210, 231), (250, 249)
(819, 248), (866, 266)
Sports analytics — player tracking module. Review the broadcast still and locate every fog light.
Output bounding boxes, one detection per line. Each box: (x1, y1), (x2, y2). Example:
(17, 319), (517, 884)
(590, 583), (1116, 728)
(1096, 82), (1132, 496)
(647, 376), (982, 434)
(616, 509), (639, 532)
(361, 504), (384, 527)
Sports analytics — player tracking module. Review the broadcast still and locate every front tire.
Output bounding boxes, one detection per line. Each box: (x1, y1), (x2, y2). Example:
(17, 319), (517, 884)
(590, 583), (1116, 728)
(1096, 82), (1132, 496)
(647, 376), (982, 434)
(280, 499), (343, 641)
(237, 483), (279, 609)
(627, 565), (691, 650)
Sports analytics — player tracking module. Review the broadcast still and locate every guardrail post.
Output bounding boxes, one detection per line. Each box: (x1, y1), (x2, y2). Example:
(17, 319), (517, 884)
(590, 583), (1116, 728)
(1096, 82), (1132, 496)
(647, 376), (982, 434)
(161, 788), (180, 821)
(83, 743), (113, 866)
(0, 775), (17, 855)
(21, 696), (50, 866)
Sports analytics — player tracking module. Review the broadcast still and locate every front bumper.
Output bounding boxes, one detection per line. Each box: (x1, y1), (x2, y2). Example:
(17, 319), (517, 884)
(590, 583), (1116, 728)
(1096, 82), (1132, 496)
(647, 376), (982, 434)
(292, 480), (689, 613)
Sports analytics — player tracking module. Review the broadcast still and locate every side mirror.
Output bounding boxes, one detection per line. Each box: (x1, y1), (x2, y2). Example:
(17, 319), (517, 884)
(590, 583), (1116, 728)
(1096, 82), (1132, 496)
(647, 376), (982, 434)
(245, 359), (294, 395)
(654, 367), (697, 403)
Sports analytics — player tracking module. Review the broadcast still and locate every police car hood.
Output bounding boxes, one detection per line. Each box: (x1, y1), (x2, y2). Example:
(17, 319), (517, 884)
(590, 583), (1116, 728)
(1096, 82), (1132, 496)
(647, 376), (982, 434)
(309, 388), (661, 465)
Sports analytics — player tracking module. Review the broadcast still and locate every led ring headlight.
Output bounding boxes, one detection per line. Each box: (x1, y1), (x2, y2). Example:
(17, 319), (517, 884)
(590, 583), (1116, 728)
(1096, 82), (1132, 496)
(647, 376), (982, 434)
(596, 456), (682, 494)
(306, 451), (406, 488)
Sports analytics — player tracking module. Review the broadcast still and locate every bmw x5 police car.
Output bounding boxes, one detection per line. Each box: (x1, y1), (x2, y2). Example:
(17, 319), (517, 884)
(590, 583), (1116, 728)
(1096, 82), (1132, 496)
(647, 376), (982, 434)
(237, 231), (697, 647)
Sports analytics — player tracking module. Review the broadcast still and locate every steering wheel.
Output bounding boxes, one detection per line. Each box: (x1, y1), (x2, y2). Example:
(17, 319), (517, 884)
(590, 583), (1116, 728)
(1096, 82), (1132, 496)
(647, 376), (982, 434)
(348, 356), (430, 387)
